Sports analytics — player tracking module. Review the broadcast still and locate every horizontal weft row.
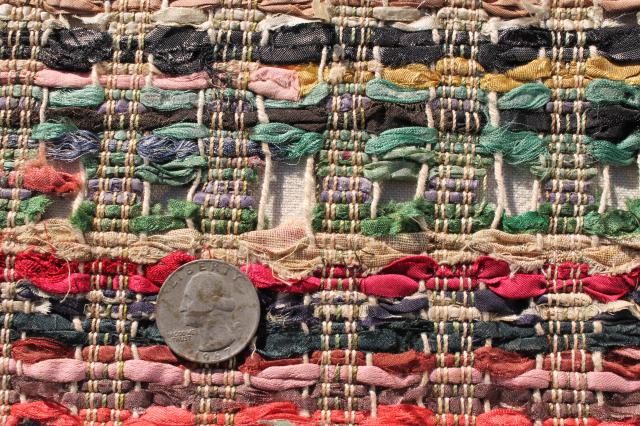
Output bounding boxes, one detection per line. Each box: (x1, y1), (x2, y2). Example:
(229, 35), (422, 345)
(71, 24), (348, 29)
(5, 21), (640, 236)
(3, 250), (640, 424)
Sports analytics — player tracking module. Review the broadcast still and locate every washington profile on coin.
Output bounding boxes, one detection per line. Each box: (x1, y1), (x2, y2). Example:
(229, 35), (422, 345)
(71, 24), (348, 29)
(156, 259), (260, 363)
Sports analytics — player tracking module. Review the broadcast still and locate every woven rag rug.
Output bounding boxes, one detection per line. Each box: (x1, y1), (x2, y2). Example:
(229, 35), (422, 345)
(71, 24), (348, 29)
(3, 0), (640, 425)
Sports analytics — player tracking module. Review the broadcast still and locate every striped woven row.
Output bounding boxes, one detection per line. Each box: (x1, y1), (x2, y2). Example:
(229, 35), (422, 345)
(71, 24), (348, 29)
(1, 0), (640, 425)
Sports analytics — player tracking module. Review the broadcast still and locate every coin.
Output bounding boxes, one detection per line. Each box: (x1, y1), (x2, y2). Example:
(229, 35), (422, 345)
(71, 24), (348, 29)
(156, 259), (260, 363)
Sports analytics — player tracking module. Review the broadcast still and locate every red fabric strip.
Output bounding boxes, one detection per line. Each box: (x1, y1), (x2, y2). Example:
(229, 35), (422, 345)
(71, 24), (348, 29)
(11, 250), (640, 301)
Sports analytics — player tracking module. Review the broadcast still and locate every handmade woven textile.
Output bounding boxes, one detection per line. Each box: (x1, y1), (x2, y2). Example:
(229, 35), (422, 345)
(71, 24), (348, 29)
(2, 0), (640, 425)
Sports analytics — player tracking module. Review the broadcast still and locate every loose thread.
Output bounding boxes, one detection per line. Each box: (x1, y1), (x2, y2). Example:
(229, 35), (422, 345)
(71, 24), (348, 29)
(186, 88), (206, 230)
(598, 165), (610, 214)
(257, 93), (272, 231)
(303, 156), (316, 246)
(257, 143), (272, 230)
(488, 91), (500, 126)
(492, 153), (506, 229)
(371, 151), (382, 219)
(185, 169), (201, 230)
(415, 164), (429, 199)
(531, 179), (541, 212)
(39, 87), (48, 123)
(256, 94), (269, 125)
(637, 153), (640, 196)
(141, 159), (152, 236)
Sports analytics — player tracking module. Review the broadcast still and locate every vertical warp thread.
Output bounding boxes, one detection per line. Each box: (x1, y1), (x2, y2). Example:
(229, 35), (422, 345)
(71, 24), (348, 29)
(433, 0), (484, 424)
(0, 2), (43, 422)
(256, 90), (272, 230)
(314, 0), (377, 423)
(82, 1), (151, 423)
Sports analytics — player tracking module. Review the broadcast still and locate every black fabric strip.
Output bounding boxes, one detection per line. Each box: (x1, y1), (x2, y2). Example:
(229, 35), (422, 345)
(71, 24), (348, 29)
(37, 28), (112, 72)
(145, 27), (213, 76)
(46, 107), (258, 131)
(377, 46), (443, 66)
(500, 105), (640, 141)
(35, 25), (640, 73)
(266, 103), (487, 134)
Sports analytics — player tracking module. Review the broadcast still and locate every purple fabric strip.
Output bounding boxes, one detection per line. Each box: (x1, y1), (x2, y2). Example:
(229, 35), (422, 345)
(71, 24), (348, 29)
(98, 99), (148, 114)
(0, 98), (40, 110)
(424, 190), (476, 204)
(322, 176), (373, 193)
(543, 191), (596, 204)
(428, 177), (479, 191)
(89, 191), (139, 205)
(544, 101), (592, 114)
(208, 101), (253, 113)
(87, 178), (144, 193)
(319, 190), (371, 203)
(201, 180), (253, 195)
(429, 98), (478, 112)
(0, 188), (31, 200)
(325, 94), (372, 112)
(543, 180), (592, 192)
(193, 192), (255, 208)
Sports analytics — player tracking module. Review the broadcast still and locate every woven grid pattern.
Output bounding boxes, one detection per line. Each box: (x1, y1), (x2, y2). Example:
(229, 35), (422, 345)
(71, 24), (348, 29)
(1, 0), (640, 425)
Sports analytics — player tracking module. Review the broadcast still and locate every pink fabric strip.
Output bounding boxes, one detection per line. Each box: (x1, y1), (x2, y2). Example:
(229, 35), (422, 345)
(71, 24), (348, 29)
(601, 0), (640, 11)
(248, 67), (300, 101)
(28, 69), (210, 90)
(500, 369), (640, 393)
(30, 68), (298, 93)
(14, 359), (488, 389)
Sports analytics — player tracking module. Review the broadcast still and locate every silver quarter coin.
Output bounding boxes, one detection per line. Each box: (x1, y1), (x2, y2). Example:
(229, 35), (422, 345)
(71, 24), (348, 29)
(156, 259), (260, 363)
